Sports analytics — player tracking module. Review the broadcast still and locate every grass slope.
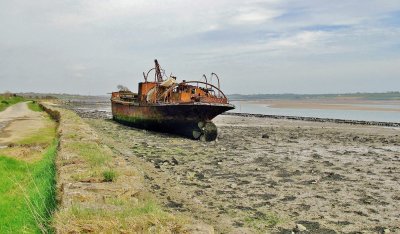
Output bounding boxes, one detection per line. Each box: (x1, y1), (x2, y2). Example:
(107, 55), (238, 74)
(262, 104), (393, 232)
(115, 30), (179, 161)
(0, 140), (58, 233)
(27, 101), (43, 112)
(0, 95), (24, 112)
(0, 102), (58, 233)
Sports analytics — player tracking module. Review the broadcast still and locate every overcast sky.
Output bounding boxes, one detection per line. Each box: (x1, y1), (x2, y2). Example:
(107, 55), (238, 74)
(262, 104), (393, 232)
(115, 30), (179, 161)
(1, 0), (400, 95)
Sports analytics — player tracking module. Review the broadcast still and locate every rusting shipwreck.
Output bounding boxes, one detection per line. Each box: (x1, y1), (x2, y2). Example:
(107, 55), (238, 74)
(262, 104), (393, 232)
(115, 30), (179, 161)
(111, 60), (234, 141)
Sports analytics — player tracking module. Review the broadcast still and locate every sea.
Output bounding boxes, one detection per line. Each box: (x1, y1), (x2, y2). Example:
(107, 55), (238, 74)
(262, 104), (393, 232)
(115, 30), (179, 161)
(230, 101), (400, 123)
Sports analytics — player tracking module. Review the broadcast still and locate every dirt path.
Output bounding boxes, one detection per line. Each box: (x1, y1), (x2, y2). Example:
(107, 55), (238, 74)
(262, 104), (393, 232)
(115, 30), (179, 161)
(0, 102), (46, 146)
(86, 116), (400, 233)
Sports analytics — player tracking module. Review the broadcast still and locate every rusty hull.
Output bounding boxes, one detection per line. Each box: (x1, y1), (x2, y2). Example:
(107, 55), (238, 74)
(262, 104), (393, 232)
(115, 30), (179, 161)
(111, 99), (234, 139)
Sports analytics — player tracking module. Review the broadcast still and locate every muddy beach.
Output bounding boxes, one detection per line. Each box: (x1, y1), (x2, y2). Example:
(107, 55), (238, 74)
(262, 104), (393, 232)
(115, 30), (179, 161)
(63, 101), (400, 233)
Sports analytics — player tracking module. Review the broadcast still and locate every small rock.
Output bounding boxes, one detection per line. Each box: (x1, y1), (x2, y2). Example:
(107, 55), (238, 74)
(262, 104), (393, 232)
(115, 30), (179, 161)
(171, 157), (179, 165)
(261, 133), (270, 139)
(310, 179), (319, 184)
(195, 172), (205, 180)
(220, 147), (226, 151)
(230, 183), (237, 189)
(295, 224), (307, 232)
(384, 229), (391, 233)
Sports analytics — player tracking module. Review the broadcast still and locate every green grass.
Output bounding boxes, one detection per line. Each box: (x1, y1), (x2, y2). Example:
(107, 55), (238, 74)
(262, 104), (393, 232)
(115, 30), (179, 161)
(102, 169), (117, 182)
(0, 139), (58, 233)
(27, 101), (43, 112)
(244, 211), (283, 231)
(67, 141), (111, 167)
(0, 95), (25, 112)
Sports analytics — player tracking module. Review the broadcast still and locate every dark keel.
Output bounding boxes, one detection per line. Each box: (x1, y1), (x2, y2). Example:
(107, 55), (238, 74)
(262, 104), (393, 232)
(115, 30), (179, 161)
(112, 102), (234, 140)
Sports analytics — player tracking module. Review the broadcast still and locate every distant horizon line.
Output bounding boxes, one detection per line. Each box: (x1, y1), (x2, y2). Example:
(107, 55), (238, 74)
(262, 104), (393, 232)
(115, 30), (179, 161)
(229, 91), (400, 96)
(3, 90), (399, 97)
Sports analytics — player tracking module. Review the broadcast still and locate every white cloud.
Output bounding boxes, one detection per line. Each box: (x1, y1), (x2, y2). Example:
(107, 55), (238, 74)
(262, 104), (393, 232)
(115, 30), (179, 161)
(52, 0), (141, 26)
(268, 31), (326, 48)
(231, 8), (282, 24)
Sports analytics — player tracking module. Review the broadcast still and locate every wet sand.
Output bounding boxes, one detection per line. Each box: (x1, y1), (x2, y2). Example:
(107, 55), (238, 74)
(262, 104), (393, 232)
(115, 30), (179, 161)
(84, 115), (400, 233)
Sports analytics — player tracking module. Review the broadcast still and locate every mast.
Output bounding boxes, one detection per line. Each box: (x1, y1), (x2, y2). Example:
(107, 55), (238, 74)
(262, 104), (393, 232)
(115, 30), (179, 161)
(154, 59), (163, 82)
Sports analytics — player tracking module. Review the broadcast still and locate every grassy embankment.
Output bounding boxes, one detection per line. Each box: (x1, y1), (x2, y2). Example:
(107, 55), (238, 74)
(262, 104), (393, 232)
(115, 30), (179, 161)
(0, 95), (25, 111)
(0, 101), (58, 233)
(51, 106), (189, 233)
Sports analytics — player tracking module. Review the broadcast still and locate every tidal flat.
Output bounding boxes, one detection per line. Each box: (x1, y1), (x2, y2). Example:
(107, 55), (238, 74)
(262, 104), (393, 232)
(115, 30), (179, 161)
(77, 112), (400, 233)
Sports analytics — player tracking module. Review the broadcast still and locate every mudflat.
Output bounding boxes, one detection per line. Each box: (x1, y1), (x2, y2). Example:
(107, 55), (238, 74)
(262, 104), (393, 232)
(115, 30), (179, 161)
(84, 114), (400, 233)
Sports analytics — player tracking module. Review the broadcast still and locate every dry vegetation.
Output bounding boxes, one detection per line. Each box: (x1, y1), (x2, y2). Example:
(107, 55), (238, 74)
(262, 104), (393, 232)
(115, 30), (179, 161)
(48, 105), (207, 233)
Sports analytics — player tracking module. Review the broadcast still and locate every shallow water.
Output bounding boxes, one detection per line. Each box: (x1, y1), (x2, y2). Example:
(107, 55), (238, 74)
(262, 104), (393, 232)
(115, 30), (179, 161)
(230, 101), (400, 123)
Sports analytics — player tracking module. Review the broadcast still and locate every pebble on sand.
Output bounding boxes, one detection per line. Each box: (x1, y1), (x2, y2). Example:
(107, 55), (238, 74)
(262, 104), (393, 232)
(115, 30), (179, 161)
(261, 133), (270, 138)
(295, 223), (307, 232)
